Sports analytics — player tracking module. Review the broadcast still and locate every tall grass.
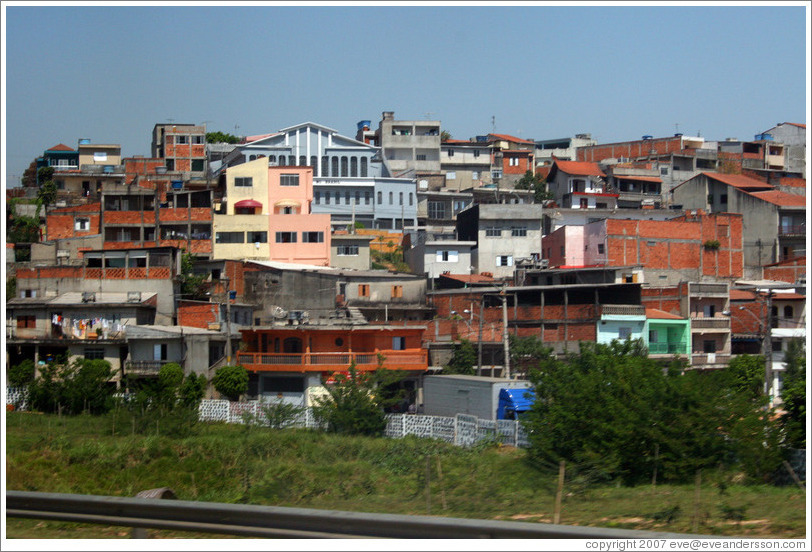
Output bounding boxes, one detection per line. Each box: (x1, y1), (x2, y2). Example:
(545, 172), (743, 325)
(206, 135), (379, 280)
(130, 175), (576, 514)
(5, 412), (806, 538)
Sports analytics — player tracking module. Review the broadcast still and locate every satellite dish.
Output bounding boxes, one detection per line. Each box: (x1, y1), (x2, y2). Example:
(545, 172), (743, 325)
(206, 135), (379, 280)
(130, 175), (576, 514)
(272, 306), (288, 319)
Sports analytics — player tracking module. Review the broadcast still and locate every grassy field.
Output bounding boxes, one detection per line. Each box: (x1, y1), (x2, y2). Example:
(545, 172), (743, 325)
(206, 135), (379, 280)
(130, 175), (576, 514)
(5, 411), (807, 539)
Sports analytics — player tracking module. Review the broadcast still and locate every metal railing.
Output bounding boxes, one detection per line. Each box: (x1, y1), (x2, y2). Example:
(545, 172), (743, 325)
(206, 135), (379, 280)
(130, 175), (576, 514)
(236, 349), (428, 371)
(690, 318), (730, 330)
(6, 491), (711, 539)
(648, 343), (688, 355)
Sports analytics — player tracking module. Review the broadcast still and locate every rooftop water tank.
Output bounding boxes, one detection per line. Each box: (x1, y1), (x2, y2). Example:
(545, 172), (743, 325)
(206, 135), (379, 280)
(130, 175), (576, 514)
(475, 135), (489, 142)
(642, 135), (653, 140)
(78, 138), (91, 145)
(357, 120), (371, 130)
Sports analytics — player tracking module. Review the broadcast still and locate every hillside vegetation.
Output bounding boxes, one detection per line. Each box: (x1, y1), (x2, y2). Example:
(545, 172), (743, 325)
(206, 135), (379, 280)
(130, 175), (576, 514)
(5, 412), (805, 539)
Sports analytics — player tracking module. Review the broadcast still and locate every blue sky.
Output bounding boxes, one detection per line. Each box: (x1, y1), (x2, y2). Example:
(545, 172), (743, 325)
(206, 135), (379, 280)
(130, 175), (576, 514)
(3, 3), (809, 186)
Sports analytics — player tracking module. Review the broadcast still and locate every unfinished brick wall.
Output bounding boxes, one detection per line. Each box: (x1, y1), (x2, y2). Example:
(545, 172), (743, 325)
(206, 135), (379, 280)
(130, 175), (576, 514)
(577, 137), (683, 162)
(178, 302), (220, 329)
(763, 258), (806, 283)
(45, 203), (101, 240)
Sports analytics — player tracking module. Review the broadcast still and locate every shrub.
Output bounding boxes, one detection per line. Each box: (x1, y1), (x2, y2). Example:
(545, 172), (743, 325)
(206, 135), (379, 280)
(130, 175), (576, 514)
(27, 357), (116, 415)
(312, 363), (387, 436)
(212, 365), (249, 401)
(8, 359), (36, 387)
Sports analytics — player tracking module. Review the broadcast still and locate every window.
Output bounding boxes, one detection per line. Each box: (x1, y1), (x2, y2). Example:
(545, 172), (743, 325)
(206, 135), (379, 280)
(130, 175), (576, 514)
(703, 304), (716, 318)
(321, 156), (329, 176)
(93, 151), (108, 162)
(511, 226), (527, 237)
(355, 191), (361, 204)
(235, 177), (253, 187)
(280, 174), (299, 186)
(358, 284), (370, 297)
(332, 157), (339, 176)
(560, 246), (565, 256)
(16, 315), (36, 328)
(365, 191), (371, 205)
(84, 347), (105, 360)
(649, 330), (658, 342)
(720, 194), (728, 204)
(377, 191), (383, 204)
(471, 171), (479, 180)
(409, 193), (413, 206)
(446, 171), (456, 180)
(598, 243), (605, 255)
(392, 336), (406, 350)
(302, 231), (324, 243)
(215, 231), (244, 244)
(248, 231), (268, 243)
(399, 192), (403, 205)
(784, 305), (794, 319)
(360, 157), (368, 177)
(315, 191), (320, 204)
(299, 156), (306, 167)
(485, 227), (501, 237)
(275, 232), (297, 243)
(341, 157), (349, 177)
(509, 156), (519, 166)
(391, 285), (403, 298)
(325, 191), (331, 205)
(154, 343), (168, 361)
(75, 218), (90, 231)
(703, 340), (717, 353)
(437, 250), (459, 262)
(416, 154), (427, 161)
(350, 157), (358, 177)
(389, 192), (393, 205)
(337, 244), (359, 256)
(175, 135), (188, 145)
(447, 149), (454, 157)
(473, 150), (481, 158)
(191, 159), (205, 172)
(660, 167), (668, 175)
(192, 135), (205, 144)
(345, 191), (351, 205)
(496, 255), (513, 267)
(772, 340), (783, 353)
(428, 201), (447, 220)
(619, 327), (632, 340)
(165, 159), (174, 170)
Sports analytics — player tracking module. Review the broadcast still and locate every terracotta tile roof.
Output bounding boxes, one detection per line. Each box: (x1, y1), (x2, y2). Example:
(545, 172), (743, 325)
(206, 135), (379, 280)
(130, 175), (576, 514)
(779, 177), (806, 188)
(730, 289), (756, 301)
(443, 139), (474, 144)
(489, 133), (534, 145)
(614, 175), (662, 183)
(645, 308), (684, 320)
(747, 189), (807, 207)
(763, 256), (805, 268)
(783, 122), (806, 129)
(554, 160), (605, 177)
(703, 172), (773, 191)
(48, 143), (75, 152)
(772, 293), (806, 301)
(440, 273), (496, 284)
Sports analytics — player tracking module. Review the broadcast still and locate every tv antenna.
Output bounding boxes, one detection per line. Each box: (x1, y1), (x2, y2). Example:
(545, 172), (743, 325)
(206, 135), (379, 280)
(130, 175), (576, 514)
(491, 116), (496, 134)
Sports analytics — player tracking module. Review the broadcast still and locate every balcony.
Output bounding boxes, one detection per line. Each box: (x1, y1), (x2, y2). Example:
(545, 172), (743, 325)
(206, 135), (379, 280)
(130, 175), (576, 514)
(689, 283), (728, 297)
(236, 349), (428, 373)
(601, 304), (645, 317)
(126, 360), (171, 376)
(779, 224), (805, 237)
(648, 343), (688, 355)
(690, 353), (731, 368)
(690, 318), (730, 331)
(7, 327), (126, 341)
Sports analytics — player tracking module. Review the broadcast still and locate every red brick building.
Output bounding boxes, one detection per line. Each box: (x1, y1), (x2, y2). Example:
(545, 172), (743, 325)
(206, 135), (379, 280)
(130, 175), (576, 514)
(45, 203), (102, 240)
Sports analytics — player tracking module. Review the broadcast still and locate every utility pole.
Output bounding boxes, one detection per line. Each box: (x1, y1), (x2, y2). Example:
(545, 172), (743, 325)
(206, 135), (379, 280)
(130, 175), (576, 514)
(501, 288), (510, 379)
(224, 277), (233, 365)
(763, 289), (773, 401)
(477, 296), (484, 376)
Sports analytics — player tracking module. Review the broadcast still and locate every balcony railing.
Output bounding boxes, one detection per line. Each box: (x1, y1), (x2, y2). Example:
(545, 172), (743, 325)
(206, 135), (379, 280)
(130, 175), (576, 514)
(7, 327), (126, 341)
(691, 353), (731, 367)
(779, 225), (805, 237)
(648, 343), (688, 355)
(690, 318), (730, 330)
(236, 349), (428, 372)
(601, 305), (645, 317)
(126, 360), (171, 375)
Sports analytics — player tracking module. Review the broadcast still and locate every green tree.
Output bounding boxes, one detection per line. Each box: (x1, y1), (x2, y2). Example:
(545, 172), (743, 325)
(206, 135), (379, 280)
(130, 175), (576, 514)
(27, 357), (116, 415)
(524, 341), (781, 485)
(445, 338), (477, 375)
(8, 359), (35, 387)
(509, 334), (554, 376)
(779, 338), (805, 448)
(7, 276), (17, 301)
(212, 365), (249, 401)
(206, 131), (240, 144)
(514, 170), (553, 202)
(726, 354), (765, 400)
(312, 363), (389, 436)
(179, 250), (209, 300)
(36, 167), (57, 211)
(440, 130), (452, 142)
(7, 215), (40, 244)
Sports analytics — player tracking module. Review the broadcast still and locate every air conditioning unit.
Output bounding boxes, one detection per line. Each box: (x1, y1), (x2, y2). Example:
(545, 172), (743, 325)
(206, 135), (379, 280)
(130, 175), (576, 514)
(127, 291), (142, 303)
(539, 259), (549, 268)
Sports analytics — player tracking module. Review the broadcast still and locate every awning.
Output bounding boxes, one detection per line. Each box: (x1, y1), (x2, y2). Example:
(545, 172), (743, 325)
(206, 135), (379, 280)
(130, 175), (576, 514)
(234, 199), (263, 208)
(274, 199), (301, 208)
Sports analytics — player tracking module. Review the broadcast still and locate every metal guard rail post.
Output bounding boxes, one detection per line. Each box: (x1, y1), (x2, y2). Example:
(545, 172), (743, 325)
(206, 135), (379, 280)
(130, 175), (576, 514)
(7, 491), (716, 539)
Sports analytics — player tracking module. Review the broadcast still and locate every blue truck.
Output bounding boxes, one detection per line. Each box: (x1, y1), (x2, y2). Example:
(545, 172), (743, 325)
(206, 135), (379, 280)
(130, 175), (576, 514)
(496, 387), (536, 420)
